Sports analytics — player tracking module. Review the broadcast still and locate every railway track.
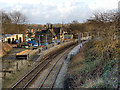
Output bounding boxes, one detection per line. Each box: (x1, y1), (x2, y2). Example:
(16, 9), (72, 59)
(10, 44), (76, 89)
(37, 46), (73, 89)
(38, 62), (64, 89)
(38, 55), (65, 89)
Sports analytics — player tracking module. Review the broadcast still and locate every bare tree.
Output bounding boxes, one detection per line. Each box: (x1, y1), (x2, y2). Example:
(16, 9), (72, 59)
(1, 11), (12, 34)
(10, 11), (27, 24)
(89, 10), (119, 61)
(1, 11), (28, 34)
(9, 11), (27, 34)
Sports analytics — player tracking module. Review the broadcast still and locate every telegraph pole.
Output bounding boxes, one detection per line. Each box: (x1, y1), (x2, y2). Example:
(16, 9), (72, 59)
(78, 33), (80, 43)
(39, 35), (40, 47)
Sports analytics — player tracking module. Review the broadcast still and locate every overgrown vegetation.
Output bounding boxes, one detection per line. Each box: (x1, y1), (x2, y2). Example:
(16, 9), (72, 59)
(67, 41), (118, 88)
(66, 10), (119, 88)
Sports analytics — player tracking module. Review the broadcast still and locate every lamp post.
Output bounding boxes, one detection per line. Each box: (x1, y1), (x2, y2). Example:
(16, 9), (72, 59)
(46, 34), (48, 45)
(39, 35), (43, 47)
(38, 35), (43, 53)
(78, 33), (82, 43)
(39, 35), (40, 47)
(78, 33), (80, 43)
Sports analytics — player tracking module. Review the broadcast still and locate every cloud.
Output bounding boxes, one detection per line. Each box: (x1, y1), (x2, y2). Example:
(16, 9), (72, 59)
(88, 0), (119, 10)
(0, 0), (119, 24)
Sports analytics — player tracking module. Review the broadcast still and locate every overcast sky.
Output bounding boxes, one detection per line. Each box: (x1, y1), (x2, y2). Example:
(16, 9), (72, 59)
(0, 0), (119, 24)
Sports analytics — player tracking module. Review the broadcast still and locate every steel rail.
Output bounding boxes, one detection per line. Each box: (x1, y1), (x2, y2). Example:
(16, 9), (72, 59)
(37, 55), (63, 89)
(10, 54), (53, 89)
(22, 47), (70, 89)
(50, 62), (64, 89)
(37, 47), (71, 89)
(10, 44), (77, 89)
(10, 59), (45, 89)
(22, 59), (51, 89)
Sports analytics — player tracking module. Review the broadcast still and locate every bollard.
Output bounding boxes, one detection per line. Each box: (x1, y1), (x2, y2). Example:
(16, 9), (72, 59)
(39, 48), (41, 53)
(52, 44), (54, 47)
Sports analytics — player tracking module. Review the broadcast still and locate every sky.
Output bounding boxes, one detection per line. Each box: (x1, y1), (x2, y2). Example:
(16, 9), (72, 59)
(0, 0), (119, 24)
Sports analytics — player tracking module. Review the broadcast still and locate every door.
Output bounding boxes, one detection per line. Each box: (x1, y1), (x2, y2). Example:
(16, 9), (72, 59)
(8, 38), (11, 43)
(19, 37), (22, 43)
(12, 38), (14, 44)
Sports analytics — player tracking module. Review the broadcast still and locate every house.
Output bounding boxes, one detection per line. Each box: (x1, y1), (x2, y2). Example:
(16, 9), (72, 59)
(52, 27), (61, 39)
(35, 29), (53, 45)
(27, 25), (43, 34)
(60, 31), (73, 40)
(63, 34), (73, 40)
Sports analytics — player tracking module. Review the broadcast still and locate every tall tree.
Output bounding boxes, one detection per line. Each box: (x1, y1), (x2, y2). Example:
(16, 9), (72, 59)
(9, 11), (27, 34)
(88, 10), (119, 60)
(1, 11), (12, 34)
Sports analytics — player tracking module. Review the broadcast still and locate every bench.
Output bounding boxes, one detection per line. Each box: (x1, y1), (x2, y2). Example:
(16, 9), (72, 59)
(16, 50), (32, 59)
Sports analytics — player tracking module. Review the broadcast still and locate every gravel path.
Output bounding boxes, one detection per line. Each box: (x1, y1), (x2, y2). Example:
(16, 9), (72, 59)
(54, 60), (69, 88)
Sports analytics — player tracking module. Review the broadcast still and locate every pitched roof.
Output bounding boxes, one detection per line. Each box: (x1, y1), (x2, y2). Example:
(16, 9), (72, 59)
(53, 27), (61, 35)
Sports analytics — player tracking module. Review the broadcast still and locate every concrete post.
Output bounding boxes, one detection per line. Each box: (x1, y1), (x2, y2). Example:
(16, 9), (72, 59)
(39, 35), (40, 47)
(81, 33), (83, 41)
(46, 34), (47, 45)
(16, 62), (19, 71)
(98, 32), (100, 37)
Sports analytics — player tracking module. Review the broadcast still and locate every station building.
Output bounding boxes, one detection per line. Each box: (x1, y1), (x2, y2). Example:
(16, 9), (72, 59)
(3, 34), (24, 44)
